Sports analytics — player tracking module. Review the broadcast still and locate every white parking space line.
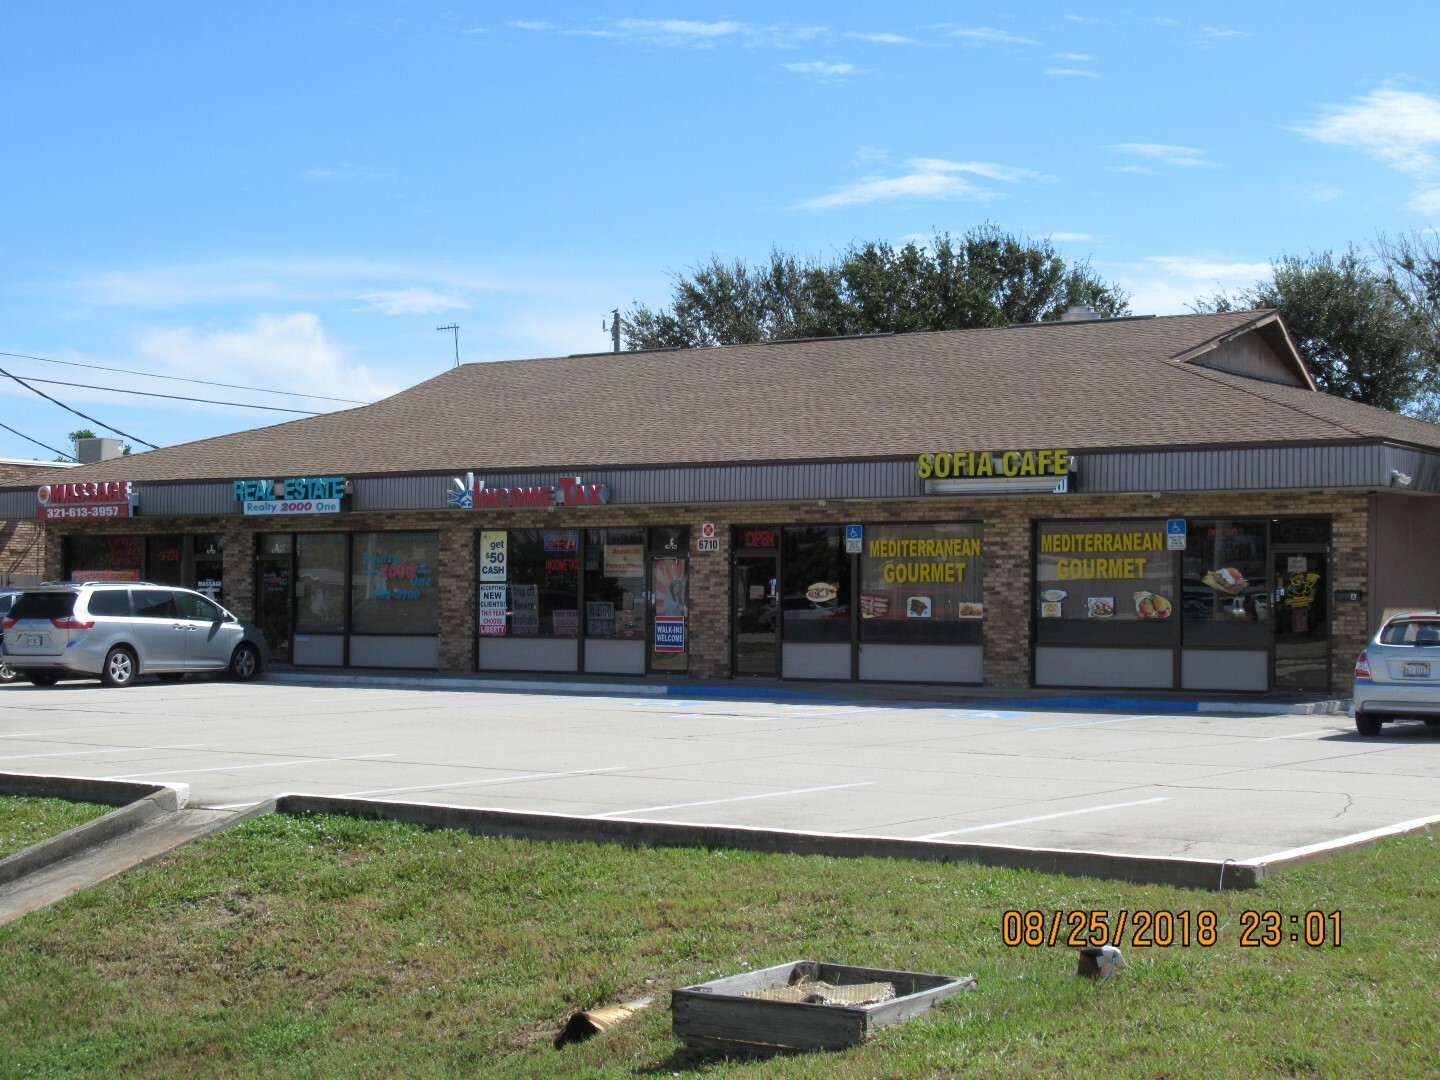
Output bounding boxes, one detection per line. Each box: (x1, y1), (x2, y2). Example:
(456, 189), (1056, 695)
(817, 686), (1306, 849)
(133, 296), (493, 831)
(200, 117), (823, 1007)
(338, 765), (630, 798)
(105, 753), (398, 780)
(1255, 730), (1331, 741)
(915, 796), (1171, 840)
(594, 781), (874, 819)
(1, 743), (204, 761)
(1018, 714), (1165, 732)
(0, 733), (43, 739)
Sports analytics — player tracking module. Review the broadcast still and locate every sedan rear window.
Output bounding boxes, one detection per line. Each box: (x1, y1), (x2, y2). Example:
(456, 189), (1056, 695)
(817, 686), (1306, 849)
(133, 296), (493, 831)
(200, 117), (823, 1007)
(8, 592), (78, 620)
(1379, 620), (1440, 646)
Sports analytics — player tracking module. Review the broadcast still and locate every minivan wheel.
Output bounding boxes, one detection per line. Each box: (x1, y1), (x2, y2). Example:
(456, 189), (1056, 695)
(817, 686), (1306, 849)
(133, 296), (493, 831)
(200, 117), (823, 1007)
(1355, 711), (1383, 737)
(27, 672), (60, 687)
(101, 647), (138, 688)
(0, 661), (19, 683)
(229, 642), (261, 681)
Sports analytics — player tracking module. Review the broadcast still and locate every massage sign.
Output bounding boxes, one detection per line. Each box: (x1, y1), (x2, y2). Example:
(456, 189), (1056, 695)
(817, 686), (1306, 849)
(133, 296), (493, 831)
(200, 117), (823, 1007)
(36, 481), (137, 521)
(235, 476), (349, 515)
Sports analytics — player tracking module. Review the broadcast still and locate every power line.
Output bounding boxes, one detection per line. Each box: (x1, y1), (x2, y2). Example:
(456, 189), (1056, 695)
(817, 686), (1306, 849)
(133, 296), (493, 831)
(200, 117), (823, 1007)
(0, 420), (74, 461)
(0, 362), (158, 450)
(0, 350), (372, 405)
(9, 375), (321, 414)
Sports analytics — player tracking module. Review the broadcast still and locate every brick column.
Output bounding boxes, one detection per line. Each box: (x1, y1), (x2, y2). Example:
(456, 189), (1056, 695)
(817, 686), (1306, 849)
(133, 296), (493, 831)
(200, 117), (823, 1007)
(982, 502), (1033, 688)
(687, 519), (730, 677)
(437, 525), (475, 672)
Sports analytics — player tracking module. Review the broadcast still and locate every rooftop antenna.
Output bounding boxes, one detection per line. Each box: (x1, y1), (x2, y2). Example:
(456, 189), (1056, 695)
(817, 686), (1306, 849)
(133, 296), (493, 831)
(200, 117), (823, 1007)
(437, 323), (460, 367)
(602, 309), (621, 353)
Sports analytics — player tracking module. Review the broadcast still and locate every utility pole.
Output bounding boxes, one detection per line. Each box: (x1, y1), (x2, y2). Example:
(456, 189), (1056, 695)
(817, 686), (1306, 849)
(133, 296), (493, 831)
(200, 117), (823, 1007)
(603, 309), (621, 352)
(437, 324), (460, 367)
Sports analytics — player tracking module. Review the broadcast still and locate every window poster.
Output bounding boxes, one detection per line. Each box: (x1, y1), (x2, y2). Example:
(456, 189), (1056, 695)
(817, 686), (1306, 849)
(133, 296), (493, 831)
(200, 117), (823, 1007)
(552, 608), (579, 637)
(586, 601), (616, 637)
(654, 615), (686, 652)
(654, 558), (687, 617)
(479, 531), (507, 583)
(478, 584), (508, 636)
(604, 543), (645, 577)
(510, 583), (539, 636)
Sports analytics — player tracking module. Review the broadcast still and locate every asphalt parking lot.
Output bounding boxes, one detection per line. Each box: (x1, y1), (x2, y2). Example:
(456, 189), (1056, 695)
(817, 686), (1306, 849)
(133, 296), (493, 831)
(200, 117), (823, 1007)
(4, 676), (1440, 877)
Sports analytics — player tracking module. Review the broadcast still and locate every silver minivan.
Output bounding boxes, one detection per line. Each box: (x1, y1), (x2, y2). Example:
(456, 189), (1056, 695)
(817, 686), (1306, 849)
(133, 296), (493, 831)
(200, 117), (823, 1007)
(1, 582), (267, 687)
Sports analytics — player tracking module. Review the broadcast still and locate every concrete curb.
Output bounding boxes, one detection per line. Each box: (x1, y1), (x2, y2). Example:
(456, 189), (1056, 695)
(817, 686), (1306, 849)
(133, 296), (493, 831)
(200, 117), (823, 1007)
(0, 773), (190, 886)
(1242, 813), (1440, 882)
(263, 670), (1345, 715)
(272, 793), (1259, 891)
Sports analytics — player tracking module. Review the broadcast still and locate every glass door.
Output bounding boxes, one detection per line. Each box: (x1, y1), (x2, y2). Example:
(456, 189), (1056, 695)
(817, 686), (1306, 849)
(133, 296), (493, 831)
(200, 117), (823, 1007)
(1272, 549), (1329, 691)
(733, 554), (779, 676)
(255, 533), (294, 664)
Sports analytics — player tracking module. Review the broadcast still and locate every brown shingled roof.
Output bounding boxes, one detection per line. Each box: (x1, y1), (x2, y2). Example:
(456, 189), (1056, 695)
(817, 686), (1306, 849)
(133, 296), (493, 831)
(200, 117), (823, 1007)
(48, 309), (1440, 483)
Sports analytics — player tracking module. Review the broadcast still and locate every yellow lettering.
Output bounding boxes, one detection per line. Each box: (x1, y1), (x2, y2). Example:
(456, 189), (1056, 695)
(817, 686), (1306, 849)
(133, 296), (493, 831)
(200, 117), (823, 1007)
(917, 453), (933, 479)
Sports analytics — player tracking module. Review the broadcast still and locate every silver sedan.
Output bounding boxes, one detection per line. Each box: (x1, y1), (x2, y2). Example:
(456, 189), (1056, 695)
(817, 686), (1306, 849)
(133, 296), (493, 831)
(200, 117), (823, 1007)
(1352, 611), (1440, 736)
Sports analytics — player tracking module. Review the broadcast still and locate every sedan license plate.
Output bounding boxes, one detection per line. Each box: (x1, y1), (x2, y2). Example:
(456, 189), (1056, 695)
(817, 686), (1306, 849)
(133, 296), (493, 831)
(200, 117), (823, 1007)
(20, 634), (44, 647)
(1403, 661), (1430, 678)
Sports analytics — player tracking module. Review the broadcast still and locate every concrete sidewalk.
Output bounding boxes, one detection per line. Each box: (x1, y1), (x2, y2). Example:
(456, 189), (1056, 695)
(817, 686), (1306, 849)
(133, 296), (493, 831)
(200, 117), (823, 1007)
(264, 664), (1351, 716)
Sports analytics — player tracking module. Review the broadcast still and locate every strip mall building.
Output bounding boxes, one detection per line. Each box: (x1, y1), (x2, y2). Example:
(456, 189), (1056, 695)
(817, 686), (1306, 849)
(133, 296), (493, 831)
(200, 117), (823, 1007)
(4, 309), (1439, 695)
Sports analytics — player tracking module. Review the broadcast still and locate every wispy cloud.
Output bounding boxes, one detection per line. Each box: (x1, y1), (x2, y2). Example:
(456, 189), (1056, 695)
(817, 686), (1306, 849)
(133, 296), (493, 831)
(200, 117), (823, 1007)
(1055, 52), (1095, 61)
(1050, 232), (1095, 242)
(134, 314), (398, 407)
(798, 157), (1038, 210)
(951, 27), (1038, 46)
(305, 163), (387, 183)
(1064, 14), (1099, 24)
(1202, 26), (1249, 38)
(1109, 255), (1271, 315)
(1046, 67), (1098, 78)
(76, 258), (509, 312)
(1301, 183), (1346, 204)
(354, 288), (469, 316)
(1110, 143), (1220, 168)
(507, 21), (553, 31)
(1293, 87), (1440, 212)
(782, 61), (862, 78)
(844, 31), (922, 45)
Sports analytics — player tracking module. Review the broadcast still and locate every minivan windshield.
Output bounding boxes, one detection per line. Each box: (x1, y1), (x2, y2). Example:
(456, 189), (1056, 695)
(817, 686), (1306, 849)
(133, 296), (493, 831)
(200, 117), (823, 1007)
(9, 592), (78, 620)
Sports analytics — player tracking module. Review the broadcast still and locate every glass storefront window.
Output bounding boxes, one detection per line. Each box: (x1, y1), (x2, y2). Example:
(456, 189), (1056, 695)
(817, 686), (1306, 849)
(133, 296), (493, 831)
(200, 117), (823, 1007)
(506, 529), (580, 637)
(585, 527), (645, 639)
(66, 535), (143, 582)
(1036, 520), (1172, 622)
(352, 531), (439, 634)
(147, 535), (185, 586)
(859, 523), (983, 643)
(781, 525), (850, 643)
(1182, 520), (1269, 622)
(296, 533), (347, 633)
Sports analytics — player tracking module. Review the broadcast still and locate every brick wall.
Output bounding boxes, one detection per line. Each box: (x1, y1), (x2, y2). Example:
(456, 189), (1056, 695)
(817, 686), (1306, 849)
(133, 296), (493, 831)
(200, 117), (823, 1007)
(40, 490), (1372, 691)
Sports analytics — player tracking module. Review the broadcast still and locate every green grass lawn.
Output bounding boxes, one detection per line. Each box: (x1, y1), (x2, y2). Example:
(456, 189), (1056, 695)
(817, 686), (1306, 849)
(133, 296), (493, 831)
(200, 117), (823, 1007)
(0, 796), (111, 860)
(1, 812), (1436, 1078)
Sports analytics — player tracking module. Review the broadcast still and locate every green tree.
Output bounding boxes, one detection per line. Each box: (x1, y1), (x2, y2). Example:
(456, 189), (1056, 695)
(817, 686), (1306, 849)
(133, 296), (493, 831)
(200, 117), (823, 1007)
(622, 224), (1131, 350)
(1192, 246), (1425, 413)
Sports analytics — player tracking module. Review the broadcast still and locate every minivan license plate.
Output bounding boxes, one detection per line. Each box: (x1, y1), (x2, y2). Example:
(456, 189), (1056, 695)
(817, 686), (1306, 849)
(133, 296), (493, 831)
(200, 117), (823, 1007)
(1403, 661), (1430, 678)
(20, 634), (43, 647)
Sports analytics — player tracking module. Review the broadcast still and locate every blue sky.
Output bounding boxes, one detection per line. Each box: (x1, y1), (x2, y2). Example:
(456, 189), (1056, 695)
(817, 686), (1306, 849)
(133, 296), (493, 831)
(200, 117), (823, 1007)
(3, 2), (1439, 461)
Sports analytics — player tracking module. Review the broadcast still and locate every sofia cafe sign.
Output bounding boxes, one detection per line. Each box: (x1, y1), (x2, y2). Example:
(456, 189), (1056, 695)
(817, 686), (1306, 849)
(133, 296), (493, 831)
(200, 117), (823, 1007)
(917, 449), (1074, 494)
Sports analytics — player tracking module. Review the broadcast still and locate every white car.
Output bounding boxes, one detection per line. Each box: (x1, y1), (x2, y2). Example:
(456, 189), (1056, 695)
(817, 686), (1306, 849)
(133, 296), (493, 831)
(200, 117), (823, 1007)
(1351, 611), (1440, 736)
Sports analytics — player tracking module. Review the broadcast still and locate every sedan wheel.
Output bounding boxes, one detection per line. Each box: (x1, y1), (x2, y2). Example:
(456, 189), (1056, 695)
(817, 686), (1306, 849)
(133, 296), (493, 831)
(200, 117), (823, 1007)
(101, 647), (138, 688)
(1355, 711), (1383, 737)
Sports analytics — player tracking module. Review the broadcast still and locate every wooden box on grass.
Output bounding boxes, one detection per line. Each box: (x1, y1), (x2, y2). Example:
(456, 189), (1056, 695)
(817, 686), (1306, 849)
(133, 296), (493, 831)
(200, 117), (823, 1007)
(671, 959), (975, 1055)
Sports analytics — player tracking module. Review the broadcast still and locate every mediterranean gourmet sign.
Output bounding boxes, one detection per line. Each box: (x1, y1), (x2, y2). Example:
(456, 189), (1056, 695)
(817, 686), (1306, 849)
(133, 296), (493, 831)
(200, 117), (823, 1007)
(235, 476), (349, 516)
(36, 481), (137, 521)
(448, 471), (610, 510)
(859, 523), (985, 621)
(917, 449), (1070, 480)
(1035, 520), (1172, 623)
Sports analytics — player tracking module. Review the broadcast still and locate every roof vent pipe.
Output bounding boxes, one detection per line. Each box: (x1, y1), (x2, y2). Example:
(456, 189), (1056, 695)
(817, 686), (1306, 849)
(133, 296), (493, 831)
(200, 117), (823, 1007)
(1059, 304), (1101, 322)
